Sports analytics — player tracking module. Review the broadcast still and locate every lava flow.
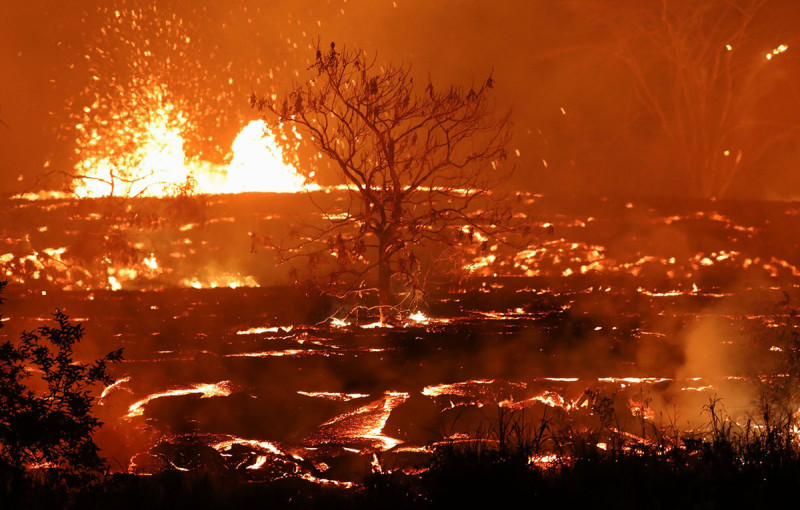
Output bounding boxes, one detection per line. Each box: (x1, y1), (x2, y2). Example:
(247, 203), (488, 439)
(126, 381), (236, 419)
(4, 1), (800, 500)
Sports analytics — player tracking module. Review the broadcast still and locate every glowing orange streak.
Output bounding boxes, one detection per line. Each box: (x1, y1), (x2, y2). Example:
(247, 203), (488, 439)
(598, 377), (671, 384)
(223, 350), (315, 358)
(637, 288), (685, 297)
(297, 391), (370, 402)
(500, 390), (577, 412)
(246, 456), (268, 470)
(681, 385), (715, 392)
(236, 326), (294, 335)
(422, 379), (495, 397)
(211, 437), (284, 457)
(126, 380), (235, 418)
(612, 428), (661, 448)
(315, 392), (409, 451)
(100, 376), (131, 401)
(528, 453), (564, 469)
(297, 473), (355, 488)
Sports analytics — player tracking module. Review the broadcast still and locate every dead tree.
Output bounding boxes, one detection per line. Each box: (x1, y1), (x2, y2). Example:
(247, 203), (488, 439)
(254, 42), (531, 323)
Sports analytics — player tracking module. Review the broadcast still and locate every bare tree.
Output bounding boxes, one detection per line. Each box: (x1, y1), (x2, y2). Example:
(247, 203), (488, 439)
(254, 42), (531, 323)
(574, 0), (800, 197)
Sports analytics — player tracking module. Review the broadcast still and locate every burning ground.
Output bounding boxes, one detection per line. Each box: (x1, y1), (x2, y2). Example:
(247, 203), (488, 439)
(2, 192), (799, 484)
(3, 1), (800, 499)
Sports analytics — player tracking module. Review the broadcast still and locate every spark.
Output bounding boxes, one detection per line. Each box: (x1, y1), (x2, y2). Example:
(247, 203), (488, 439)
(766, 44), (788, 61)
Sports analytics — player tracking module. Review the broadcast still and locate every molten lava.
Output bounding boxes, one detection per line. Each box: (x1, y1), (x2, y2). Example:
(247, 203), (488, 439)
(73, 113), (315, 198)
(126, 381), (236, 419)
(221, 120), (318, 194)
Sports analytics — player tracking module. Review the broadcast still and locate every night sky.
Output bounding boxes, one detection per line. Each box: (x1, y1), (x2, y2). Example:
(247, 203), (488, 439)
(2, 0), (800, 199)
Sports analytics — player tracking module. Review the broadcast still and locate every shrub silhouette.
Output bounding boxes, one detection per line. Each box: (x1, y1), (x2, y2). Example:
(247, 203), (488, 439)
(0, 281), (123, 485)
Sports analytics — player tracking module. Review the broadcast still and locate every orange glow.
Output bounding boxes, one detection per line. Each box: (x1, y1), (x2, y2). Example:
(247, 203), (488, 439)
(309, 392), (409, 451)
(221, 120), (319, 194)
(423, 379), (495, 398)
(73, 90), (196, 198)
(500, 390), (577, 412)
(407, 311), (430, 324)
(766, 44), (788, 60)
(72, 92), (316, 198)
(211, 437), (284, 457)
(236, 326), (294, 335)
(529, 453), (564, 469)
(598, 377), (671, 384)
(180, 273), (260, 290)
(297, 473), (355, 488)
(297, 391), (370, 401)
(330, 318), (350, 328)
(126, 380), (235, 418)
(99, 376), (132, 401)
(628, 397), (655, 420)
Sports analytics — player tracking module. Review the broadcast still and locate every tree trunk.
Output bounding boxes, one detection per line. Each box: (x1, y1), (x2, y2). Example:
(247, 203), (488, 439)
(378, 236), (392, 324)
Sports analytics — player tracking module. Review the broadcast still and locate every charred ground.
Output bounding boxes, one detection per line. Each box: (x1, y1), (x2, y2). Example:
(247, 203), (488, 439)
(1, 191), (800, 507)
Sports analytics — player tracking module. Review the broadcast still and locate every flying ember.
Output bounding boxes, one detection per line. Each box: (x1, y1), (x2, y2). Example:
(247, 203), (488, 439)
(65, 4), (316, 199)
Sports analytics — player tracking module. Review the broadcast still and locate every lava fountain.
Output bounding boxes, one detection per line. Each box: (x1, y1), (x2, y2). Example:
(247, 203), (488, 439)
(59, 4), (317, 200)
(73, 108), (315, 198)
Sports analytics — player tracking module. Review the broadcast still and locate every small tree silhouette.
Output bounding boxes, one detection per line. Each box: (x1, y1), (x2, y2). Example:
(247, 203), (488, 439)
(254, 41), (535, 323)
(0, 281), (123, 484)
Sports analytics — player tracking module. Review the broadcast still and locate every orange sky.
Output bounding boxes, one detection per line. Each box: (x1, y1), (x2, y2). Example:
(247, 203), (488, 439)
(2, 0), (800, 199)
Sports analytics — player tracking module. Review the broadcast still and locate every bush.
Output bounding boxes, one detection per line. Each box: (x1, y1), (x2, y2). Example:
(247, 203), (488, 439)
(0, 281), (123, 488)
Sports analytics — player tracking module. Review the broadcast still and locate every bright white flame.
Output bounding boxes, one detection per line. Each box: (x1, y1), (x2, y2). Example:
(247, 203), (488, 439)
(143, 254), (158, 270)
(408, 311), (429, 323)
(220, 120), (318, 194)
(330, 318), (350, 328)
(73, 101), (195, 198)
(72, 102), (317, 198)
(108, 275), (121, 291)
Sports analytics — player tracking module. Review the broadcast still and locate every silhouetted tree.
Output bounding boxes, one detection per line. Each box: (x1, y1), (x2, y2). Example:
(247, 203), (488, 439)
(0, 281), (123, 485)
(254, 42), (532, 322)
